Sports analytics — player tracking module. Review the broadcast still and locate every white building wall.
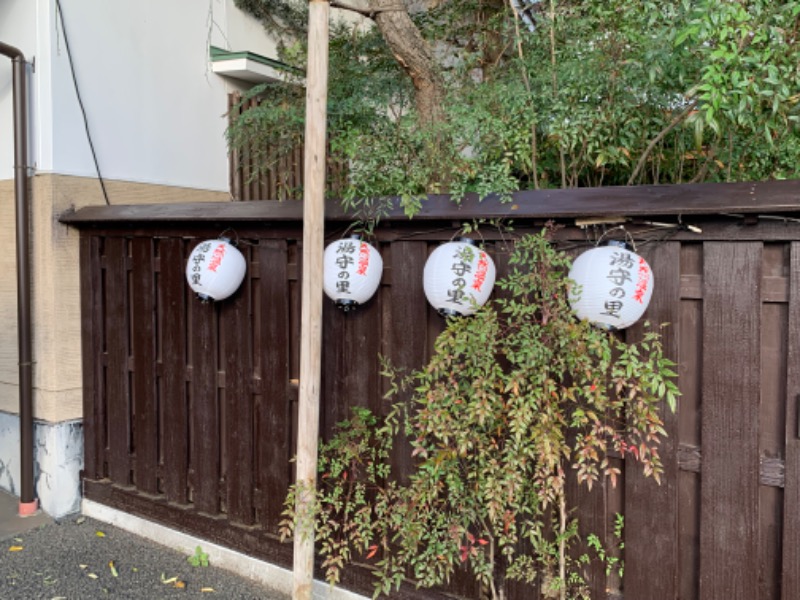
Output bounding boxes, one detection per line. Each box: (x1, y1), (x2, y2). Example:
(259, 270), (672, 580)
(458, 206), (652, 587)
(0, 0), (37, 181)
(2, 0), (277, 190)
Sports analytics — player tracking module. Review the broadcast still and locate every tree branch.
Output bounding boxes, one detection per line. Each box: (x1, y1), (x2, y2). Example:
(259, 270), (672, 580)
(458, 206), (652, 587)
(627, 100), (698, 186)
(329, 0), (406, 19)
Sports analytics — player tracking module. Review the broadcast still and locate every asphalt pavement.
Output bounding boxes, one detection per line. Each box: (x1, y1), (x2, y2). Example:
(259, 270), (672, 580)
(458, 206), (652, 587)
(0, 491), (289, 599)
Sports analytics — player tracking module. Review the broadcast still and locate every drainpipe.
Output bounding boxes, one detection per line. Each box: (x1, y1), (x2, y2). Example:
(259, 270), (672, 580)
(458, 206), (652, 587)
(0, 42), (37, 516)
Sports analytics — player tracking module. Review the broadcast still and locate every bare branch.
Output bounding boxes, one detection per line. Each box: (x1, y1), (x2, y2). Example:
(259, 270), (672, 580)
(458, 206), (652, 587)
(329, 0), (406, 19)
(627, 100), (698, 186)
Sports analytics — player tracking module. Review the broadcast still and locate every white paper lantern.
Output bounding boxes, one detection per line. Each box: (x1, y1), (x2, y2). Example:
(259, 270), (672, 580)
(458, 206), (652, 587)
(323, 236), (383, 311)
(185, 239), (246, 301)
(568, 242), (654, 330)
(423, 239), (496, 317)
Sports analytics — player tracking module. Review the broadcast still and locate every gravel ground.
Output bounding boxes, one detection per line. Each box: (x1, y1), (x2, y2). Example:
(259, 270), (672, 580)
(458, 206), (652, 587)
(0, 515), (288, 599)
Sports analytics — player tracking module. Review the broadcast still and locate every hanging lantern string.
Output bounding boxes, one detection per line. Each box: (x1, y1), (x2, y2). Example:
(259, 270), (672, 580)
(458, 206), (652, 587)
(634, 225), (682, 248)
(594, 225), (638, 251)
(338, 218), (381, 240)
(392, 226), (458, 241)
(327, 222), (379, 245)
(453, 226), (487, 246)
(341, 221), (361, 239)
(217, 228), (241, 246)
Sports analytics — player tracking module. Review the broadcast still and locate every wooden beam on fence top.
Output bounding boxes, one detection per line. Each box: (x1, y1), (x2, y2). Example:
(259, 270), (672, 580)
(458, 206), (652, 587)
(293, 2), (329, 599)
(60, 179), (800, 225)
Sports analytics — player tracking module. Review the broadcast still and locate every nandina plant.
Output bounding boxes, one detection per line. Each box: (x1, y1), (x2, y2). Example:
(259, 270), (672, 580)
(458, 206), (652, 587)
(281, 230), (678, 600)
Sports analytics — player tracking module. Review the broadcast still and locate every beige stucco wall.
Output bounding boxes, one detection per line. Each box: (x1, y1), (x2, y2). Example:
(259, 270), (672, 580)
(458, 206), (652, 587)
(0, 174), (228, 422)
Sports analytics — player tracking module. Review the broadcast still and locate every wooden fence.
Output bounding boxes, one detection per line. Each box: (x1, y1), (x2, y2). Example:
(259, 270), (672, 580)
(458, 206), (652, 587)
(63, 180), (800, 600)
(228, 92), (347, 201)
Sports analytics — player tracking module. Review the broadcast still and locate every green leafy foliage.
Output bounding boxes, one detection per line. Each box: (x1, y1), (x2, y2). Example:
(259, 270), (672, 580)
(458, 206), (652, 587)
(583, 514), (624, 578)
(676, 0), (800, 180)
(230, 0), (799, 215)
(187, 545), (209, 568)
(280, 230), (679, 599)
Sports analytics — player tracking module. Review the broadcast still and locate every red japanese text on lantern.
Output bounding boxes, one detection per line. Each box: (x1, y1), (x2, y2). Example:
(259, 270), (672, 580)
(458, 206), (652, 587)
(357, 242), (371, 276)
(472, 252), (489, 291)
(632, 257), (651, 303)
(207, 243), (227, 273)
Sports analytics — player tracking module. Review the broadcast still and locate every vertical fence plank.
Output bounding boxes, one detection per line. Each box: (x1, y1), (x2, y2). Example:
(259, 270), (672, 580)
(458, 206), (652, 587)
(222, 270), (255, 525)
(677, 243), (703, 600)
(131, 237), (159, 494)
(699, 242), (761, 599)
(258, 240), (292, 530)
(321, 300), (382, 439)
(247, 99), (259, 201)
(190, 298), (220, 515)
(760, 244), (787, 600)
(80, 235), (102, 480)
(229, 93), (242, 201)
(386, 241), (428, 481)
(104, 237), (131, 485)
(266, 143), (276, 201)
(783, 242), (800, 599)
(159, 238), (189, 504)
(624, 242), (680, 599)
(567, 463), (607, 598)
(293, 143), (303, 198)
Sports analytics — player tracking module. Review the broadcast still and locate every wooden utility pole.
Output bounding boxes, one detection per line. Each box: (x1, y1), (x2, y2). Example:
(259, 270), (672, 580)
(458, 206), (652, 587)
(293, 1), (329, 599)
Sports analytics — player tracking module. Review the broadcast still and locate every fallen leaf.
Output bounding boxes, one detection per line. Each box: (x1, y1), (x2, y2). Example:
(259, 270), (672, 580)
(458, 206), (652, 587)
(79, 565), (88, 570)
(95, 531), (106, 538)
(161, 574), (178, 585)
(75, 516), (86, 525)
(201, 587), (215, 593)
(13, 537), (22, 542)
(174, 581), (186, 589)
(8, 546), (23, 552)
(109, 561), (118, 577)
(87, 573), (98, 580)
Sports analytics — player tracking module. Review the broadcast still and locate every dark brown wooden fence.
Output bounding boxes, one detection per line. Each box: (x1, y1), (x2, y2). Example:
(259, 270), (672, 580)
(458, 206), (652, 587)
(228, 92), (347, 201)
(63, 180), (800, 600)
